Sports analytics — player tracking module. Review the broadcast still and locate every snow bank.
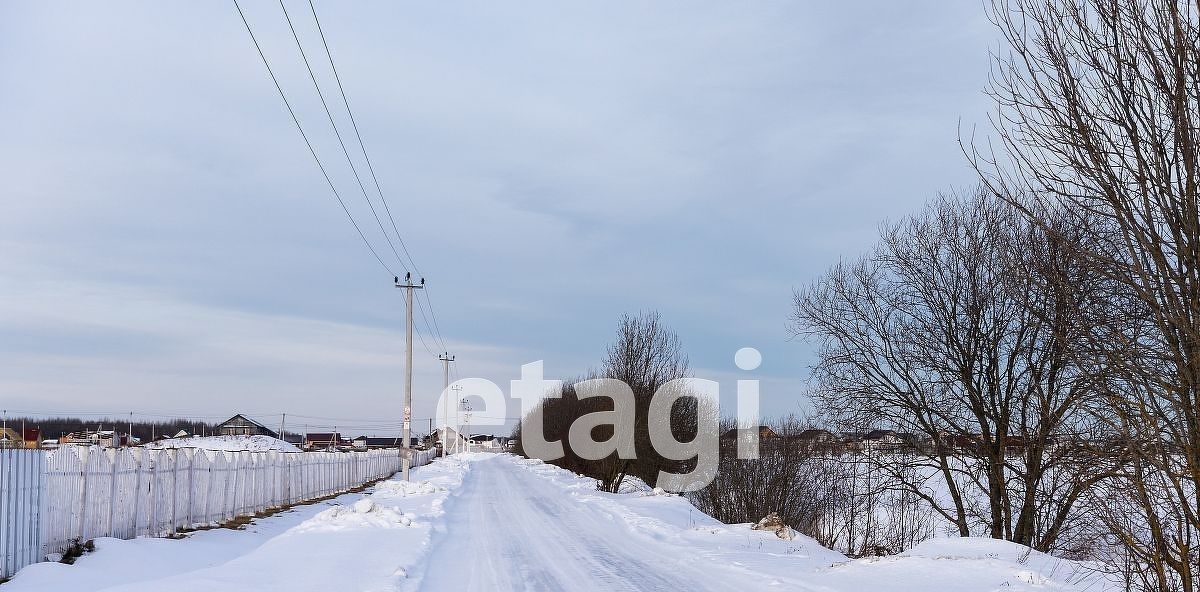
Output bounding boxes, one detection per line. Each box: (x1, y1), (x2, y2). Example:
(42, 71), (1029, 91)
(143, 435), (301, 453)
(374, 479), (442, 497)
(505, 454), (1114, 591)
(296, 499), (413, 531)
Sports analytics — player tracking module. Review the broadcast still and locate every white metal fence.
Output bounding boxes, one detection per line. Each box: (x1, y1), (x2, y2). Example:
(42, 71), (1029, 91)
(0, 449), (42, 579)
(0, 446), (436, 578)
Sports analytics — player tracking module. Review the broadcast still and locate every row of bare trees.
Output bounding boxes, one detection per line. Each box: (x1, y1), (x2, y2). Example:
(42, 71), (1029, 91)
(791, 1), (1198, 590)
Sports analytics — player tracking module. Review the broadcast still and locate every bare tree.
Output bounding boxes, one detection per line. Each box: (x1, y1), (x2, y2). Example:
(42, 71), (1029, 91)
(792, 187), (1098, 551)
(515, 311), (692, 493)
(600, 311), (692, 491)
(973, 1), (1199, 588)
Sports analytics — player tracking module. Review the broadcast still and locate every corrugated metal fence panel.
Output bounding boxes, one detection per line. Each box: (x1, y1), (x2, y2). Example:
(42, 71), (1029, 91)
(0, 449), (44, 579)
(2, 445), (433, 578)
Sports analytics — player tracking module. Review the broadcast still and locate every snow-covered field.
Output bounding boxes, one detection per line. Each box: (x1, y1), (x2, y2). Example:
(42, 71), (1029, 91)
(4, 453), (1113, 591)
(142, 434), (302, 452)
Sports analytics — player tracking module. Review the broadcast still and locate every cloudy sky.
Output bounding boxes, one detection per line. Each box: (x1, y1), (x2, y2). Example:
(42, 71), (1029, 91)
(0, 2), (998, 435)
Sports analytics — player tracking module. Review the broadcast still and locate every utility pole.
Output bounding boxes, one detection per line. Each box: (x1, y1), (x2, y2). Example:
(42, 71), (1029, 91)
(395, 273), (424, 480)
(128, 412), (133, 447)
(278, 413), (286, 443)
(450, 385), (463, 454)
(462, 398), (473, 453)
(438, 352), (454, 450)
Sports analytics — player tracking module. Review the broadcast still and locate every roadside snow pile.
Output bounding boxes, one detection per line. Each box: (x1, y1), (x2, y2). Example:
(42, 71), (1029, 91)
(375, 479), (442, 497)
(506, 454), (1114, 591)
(297, 499), (413, 531)
(144, 435), (301, 453)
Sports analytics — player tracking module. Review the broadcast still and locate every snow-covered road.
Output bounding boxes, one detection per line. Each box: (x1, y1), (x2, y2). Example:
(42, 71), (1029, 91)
(419, 455), (737, 591)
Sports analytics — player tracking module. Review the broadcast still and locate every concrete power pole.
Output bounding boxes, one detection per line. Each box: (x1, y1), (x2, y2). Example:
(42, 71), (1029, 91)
(450, 384), (463, 454)
(438, 352), (454, 451)
(395, 274), (424, 481)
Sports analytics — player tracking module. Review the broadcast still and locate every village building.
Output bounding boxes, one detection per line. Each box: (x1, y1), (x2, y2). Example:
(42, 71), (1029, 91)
(304, 432), (348, 450)
(437, 426), (470, 452)
(59, 430), (137, 448)
(351, 436), (406, 450)
(469, 434), (509, 451)
(215, 414), (278, 438)
(788, 428), (838, 451)
(0, 427), (41, 449)
(719, 425), (778, 443)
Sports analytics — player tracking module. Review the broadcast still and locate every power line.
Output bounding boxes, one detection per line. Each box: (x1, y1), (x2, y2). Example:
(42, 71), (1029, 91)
(302, 0), (462, 374)
(233, 0), (395, 277)
(305, 0), (422, 276)
(241, 1), (465, 384)
(277, 0), (409, 274)
(414, 292), (447, 353)
(417, 289), (449, 350)
(413, 317), (439, 358)
(304, 0), (455, 360)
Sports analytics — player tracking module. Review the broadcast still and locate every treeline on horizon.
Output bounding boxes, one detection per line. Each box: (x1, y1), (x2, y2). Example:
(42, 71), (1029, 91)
(7, 417), (218, 442)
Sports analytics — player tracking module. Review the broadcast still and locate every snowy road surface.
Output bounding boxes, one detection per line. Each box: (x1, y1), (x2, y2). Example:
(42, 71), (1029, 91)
(6, 453), (1111, 592)
(419, 455), (747, 591)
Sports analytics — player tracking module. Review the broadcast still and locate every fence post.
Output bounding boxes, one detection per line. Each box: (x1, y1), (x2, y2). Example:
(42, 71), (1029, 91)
(75, 447), (88, 545)
(107, 450), (118, 537)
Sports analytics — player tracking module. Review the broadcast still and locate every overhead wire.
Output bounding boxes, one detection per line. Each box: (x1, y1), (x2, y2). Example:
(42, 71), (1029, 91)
(277, 0), (410, 274)
(241, 0), (466, 383)
(414, 293), (447, 353)
(233, 0), (396, 277)
(301, 0), (457, 362)
(305, 0), (422, 275)
(413, 320), (439, 358)
(417, 289), (449, 351)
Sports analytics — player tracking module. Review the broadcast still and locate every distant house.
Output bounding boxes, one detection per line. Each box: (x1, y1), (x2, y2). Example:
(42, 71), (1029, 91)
(0, 427), (21, 449)
(215, 414), (278, 438)
(922, 433), (982, 455)
(859, 429), (918, 452)
(1, 427), (41, 449)
(720, 425), (778, 442)
(1002, 436), (1028, 455)
(788, 429), (838, 450)
(304, 432), (346, 450)
(469, 434), (506, 451)
(437, 427), (470, 452)
(59, 430), (136, 448)
(351, 436), (405, 450)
